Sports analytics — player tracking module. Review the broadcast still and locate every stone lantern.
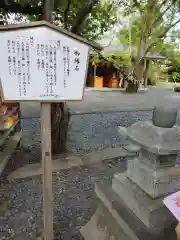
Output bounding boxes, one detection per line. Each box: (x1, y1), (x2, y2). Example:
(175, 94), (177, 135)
(81, 106), (180, 240)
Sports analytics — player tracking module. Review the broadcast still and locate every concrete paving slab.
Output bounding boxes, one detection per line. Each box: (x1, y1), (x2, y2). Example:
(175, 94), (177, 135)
(81, 147), (136, 165)
(8, 155), (83, 180)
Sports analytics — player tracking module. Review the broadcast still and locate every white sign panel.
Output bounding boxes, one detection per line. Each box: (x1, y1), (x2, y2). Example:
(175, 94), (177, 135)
(0, 26), (89, 101)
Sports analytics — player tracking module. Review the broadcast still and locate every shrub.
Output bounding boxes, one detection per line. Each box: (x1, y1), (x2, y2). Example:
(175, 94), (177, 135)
(174, 86), (180, 92)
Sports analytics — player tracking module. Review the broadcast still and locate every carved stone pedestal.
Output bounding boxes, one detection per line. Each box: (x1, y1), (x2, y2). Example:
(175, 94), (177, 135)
(80, 202), (131, 240)
(80, 180), (176, 240)
(81, 120), (180, 240)
(112, 173), (175, 229)
(127, 158), (180, 199)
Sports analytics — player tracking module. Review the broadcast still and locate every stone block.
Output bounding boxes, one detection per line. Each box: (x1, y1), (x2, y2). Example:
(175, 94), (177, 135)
(152, 105), (177, 128)
(139, 149), (176, 169)
(112, 173), (176, 230)
(119, 121), (180, 155)
(126, 158), (180, 198)
(123, 145), (141, 154)
(80, 203), (131, 240)
(92, 182), (176, 240)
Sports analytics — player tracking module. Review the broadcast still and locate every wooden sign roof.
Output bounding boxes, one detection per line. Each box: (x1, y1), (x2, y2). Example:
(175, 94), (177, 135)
(0, 21), (102, 51)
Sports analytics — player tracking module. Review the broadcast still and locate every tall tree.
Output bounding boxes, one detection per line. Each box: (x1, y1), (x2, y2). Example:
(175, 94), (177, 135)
(0, 0), (117, 40)
(119, 0), (180, 88)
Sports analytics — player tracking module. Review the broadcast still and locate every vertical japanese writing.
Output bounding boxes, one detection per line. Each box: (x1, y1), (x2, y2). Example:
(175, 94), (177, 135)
(41, 44), (45, 71)
(7, 40), (11, 53)
(12, 56), (16, 75)
(8, 56), (12, 76)
(49, 43), (53, 95)
(26, 42), (30, 84)
(17, 40), (21, 96)
(7, 40), (18, 77)
(12, 40), (16, 76)
(67, 46), (70, 77)
(41, 44), (44, 57)
(46, 61), (49, 95)
(12, 41), (15, 54)
(45, 44), (49, 95)
(17, 60), (21, 96)
(21, 42), (25, 60)
(74, 49), (80, 71)
(17, 41), (20, 58)
(57, 40), (60, 50)
(30, 37), (34, 47)
(7, 41), (12, 76)
(36, 43), (40, 70)
(37, 40), (60, 97)
(63, 46), (67, 88)
(21, 41), (26, 96)
(6, 36), (33, 97)
(53, 44), (57, 85)
(45, 44), (48, 60)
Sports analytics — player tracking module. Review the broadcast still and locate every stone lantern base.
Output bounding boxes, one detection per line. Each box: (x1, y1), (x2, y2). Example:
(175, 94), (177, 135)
(81, 118), (180, 240)
(80, 178), (177, 240)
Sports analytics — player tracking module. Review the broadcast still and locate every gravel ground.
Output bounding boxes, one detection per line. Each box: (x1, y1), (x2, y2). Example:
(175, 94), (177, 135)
(67, 111), (153, 155)
(0, 110), (179, 239)
(0, 157), (126, 240)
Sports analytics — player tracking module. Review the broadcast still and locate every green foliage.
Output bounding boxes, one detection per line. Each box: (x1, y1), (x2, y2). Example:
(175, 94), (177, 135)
(118, 1), (180, 59)
(90, 52), (104, 65)
(172, 72), (180, 82)
(117, 18), (141, 56)
(161, 43), (180, 80)
(1, 0), (118, 41)
(81, 2), (117, 40)
(115, 0), (180, 85)
(28, 0), (117, 40)
(104, 51), (131, 67)
(57, 0), (117, 40)
(90, 50), (131, 68)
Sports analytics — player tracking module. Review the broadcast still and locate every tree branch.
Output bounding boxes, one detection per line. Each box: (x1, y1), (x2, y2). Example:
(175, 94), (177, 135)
(70, 0), (98, 34)
(132, 0), (142, 13)
(158, 0), (170, 11)
(64, 0), (71, 30)
(0, 0), (43, 15)
(152, 3), (172, 27)
(132, 0), (140, 8)
(158, 18), (180, 39)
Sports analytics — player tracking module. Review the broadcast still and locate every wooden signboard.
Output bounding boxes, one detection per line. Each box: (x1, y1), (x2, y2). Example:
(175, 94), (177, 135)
(0, 22), (92, 101)
(0, 21), (101, 240)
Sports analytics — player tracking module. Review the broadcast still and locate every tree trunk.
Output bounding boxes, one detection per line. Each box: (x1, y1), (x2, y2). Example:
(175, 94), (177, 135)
(135, 34), (147, 81)
(43, 0), (70, 155)
(126, 82), (138, 93)
(126, 32), (147, 93)
(51, 103), (70, 155)
(143, 59), (150, 87)
(71, 0), (98, 34)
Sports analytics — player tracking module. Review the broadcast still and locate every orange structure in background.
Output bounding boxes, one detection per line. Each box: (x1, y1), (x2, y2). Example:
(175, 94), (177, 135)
(87, 63), (119, 88)
(94, 77), (103, 88)
(108, 78), (118, 88)
(87, 75), (103, 88)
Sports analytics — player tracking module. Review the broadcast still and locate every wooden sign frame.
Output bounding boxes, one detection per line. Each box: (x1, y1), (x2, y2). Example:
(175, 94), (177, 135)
(0, 21), (102, 240)
(0, 21), (102, 103)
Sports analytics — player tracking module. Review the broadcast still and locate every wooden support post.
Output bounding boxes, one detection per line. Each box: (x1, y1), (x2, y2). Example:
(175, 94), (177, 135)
(41, 102), (53, 240)
(144, 59), (147, 87)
